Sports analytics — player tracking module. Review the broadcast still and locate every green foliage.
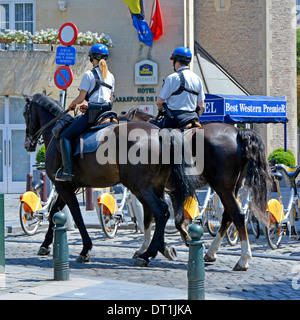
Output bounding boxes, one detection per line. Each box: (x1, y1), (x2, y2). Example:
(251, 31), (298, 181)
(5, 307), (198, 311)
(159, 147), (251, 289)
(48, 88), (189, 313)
(268, 148), (295, 167)
(297, 29), (300, 75)
(35, 145), (45, 168)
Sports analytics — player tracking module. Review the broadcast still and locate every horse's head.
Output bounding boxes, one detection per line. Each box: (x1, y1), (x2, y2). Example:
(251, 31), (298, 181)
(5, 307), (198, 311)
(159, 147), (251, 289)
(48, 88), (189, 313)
(118, 108), (154, 122)
(23, 91), (63, 152)
(23, 93), (41, 152)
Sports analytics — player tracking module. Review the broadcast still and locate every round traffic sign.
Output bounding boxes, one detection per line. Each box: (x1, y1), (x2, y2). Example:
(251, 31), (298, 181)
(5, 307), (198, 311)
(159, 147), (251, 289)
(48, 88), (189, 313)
(58, 22), (78, 46)
(54, 66), (73, 90)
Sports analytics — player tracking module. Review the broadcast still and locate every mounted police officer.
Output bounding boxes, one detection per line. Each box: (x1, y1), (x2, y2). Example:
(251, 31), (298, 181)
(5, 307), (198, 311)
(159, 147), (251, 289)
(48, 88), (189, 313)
(153, 46), (205, 129)
(55, 43), (115, 182)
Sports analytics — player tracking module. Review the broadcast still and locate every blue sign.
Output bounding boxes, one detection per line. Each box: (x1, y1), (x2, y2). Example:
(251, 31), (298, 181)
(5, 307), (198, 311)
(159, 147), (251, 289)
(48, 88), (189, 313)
(201, 94), (287, 124)
(56, 46), (76, 65)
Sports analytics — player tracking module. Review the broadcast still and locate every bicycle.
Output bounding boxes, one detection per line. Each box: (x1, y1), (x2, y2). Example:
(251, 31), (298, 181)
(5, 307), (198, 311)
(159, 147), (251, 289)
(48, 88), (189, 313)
(93, 184), (178, 239)
(93, 185), (144, 239)
(263, 164), (300, 249)
(19, 167), (74, 235)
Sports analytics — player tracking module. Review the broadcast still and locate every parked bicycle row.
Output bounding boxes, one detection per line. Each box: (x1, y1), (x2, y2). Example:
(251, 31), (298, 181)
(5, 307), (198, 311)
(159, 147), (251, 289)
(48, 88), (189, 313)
(19, 163), (300, 250)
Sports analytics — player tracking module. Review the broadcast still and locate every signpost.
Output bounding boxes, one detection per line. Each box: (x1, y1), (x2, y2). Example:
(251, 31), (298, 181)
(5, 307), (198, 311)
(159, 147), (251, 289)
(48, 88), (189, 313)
(54, 66), (74, 90)
(55, 22), (78, 108)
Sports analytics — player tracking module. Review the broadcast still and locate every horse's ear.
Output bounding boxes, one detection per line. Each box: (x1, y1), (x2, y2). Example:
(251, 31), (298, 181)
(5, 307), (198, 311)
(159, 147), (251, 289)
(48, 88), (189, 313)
(22, 93), (32, 103)
(42, 89), (47, 95)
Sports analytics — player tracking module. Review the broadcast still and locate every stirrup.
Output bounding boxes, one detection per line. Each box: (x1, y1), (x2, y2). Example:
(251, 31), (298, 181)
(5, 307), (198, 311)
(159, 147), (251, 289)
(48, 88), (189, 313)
(54, 167), (74, 182)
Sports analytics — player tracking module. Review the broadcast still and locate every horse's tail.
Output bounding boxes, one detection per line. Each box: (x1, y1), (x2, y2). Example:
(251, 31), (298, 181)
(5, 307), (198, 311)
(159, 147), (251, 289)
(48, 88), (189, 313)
(237, 129), (272, 225)
(160, 129), (199, 216)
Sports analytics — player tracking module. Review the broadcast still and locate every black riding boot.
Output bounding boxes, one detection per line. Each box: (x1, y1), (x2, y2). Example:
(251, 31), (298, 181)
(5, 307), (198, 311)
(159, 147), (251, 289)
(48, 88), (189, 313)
(55, 139), (74, 182)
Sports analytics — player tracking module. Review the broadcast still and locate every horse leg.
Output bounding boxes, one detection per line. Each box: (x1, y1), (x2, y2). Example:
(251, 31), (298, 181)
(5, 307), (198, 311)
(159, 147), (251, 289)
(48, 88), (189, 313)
(232, 212), (252, 271)
(170, 193), (190, 246)
(133, 187), (172, 266)
(55, 184), (92, 263)
(133, 207), (152, 259)
(204, 209), (232, 262)
(38, 196), (66, 255)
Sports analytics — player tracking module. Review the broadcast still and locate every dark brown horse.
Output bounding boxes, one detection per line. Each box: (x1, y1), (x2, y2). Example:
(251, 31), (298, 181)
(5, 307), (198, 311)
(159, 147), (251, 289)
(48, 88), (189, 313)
(23, 92), (198, 265)
(119, 108), (272, 271)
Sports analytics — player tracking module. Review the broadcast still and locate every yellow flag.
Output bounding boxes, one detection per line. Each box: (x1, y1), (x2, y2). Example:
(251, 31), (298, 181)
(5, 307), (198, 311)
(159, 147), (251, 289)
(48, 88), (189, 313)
(123, 0), (141, 14)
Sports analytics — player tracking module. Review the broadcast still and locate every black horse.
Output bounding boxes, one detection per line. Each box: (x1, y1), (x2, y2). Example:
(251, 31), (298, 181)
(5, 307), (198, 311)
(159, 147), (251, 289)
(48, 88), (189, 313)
(23, 92), (198, 265)
(119, 108), (272, 271)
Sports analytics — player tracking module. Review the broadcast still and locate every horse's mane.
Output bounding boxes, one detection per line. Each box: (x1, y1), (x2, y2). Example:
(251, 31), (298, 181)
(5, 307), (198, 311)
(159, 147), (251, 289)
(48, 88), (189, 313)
(32, 92), (64, 117)
(119, 108), (154, 121)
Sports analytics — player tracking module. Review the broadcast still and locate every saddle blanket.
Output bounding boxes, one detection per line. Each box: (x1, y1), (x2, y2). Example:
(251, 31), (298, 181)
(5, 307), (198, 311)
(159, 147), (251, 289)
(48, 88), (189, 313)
(73, 124), (117, 157)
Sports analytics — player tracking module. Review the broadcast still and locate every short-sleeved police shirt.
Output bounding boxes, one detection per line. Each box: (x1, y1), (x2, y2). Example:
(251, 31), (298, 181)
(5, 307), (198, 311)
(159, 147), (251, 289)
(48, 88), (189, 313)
(159, 67), (205, 112)
(79, 66), (115, 104)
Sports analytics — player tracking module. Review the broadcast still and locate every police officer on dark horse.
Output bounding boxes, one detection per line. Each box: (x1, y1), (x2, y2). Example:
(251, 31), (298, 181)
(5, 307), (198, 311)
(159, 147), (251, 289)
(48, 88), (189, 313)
(56, 43), (115, 182)
(23, 44), (199, 265)
(150, 46), (205, 130)
(119, 47), (272, 271)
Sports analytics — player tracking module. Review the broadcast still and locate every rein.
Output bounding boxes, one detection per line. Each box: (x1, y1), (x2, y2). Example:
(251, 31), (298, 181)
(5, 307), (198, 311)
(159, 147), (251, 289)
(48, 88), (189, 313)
(29, 109), (69, 146)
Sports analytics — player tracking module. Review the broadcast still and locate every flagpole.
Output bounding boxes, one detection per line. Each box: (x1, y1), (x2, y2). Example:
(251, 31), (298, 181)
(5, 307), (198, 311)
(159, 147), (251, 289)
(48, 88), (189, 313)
(149, 0), (156, 28)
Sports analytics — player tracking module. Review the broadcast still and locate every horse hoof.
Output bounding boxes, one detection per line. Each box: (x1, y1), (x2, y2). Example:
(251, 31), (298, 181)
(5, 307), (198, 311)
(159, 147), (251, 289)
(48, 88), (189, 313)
(204, 253), (216, 263)
(233, 262), (248, 271)
(76, 254), (91, 263)
(134, 257), (149, 267)
(163, 246), (177, 261)
(132, 251), (141, 259)
(37, 247), (50, 256)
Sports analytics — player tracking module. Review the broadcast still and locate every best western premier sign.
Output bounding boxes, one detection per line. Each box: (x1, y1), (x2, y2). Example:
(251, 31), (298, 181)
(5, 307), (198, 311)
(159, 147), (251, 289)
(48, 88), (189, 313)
(135, 60), (158, 85)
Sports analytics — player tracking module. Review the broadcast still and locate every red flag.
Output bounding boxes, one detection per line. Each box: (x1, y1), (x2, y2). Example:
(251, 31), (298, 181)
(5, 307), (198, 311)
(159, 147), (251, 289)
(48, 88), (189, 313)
(150, 0), (164, 41)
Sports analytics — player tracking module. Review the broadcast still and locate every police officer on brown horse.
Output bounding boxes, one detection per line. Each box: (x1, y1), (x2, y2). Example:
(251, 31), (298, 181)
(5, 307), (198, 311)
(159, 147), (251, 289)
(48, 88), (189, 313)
(55, 43), (115, 182)
(153, 46), (205, 129)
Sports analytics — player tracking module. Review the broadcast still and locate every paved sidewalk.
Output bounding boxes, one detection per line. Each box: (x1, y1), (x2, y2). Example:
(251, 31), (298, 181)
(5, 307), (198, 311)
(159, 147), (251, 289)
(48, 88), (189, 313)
(1, 194), (300, 300)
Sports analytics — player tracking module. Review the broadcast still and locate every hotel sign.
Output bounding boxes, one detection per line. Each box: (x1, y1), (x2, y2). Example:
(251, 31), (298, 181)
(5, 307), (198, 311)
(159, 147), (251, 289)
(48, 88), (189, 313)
(135, 60), (158, 85)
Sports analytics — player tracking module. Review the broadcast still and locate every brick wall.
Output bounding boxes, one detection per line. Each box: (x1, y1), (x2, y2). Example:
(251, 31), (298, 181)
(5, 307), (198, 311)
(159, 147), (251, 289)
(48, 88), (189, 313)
(195, 0), (297, 160)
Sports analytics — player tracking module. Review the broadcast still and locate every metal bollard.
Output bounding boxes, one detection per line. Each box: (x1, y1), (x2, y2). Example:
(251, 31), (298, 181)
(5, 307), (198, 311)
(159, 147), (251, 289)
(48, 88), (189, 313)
(39, 171), (47, 203)
(0, 193), (4, 273)
(53, 211), (69, 281)
(85, 188), (94, 211)
(26, 173), (33, 192)
(187, 224), (205, 300)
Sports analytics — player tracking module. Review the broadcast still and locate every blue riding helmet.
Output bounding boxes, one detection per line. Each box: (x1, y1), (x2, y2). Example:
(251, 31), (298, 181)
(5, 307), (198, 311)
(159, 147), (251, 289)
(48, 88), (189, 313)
(89, 44), (109, 61)
(170, 46), (192, 63)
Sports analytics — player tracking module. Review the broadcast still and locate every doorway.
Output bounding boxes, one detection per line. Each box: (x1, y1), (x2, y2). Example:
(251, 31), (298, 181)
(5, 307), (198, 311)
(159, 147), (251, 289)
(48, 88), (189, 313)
(0, 96), (36, 193)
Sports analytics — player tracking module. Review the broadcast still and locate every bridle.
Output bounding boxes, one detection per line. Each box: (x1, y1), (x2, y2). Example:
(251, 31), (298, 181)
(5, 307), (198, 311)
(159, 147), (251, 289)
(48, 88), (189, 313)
(23, 101), (68, 151)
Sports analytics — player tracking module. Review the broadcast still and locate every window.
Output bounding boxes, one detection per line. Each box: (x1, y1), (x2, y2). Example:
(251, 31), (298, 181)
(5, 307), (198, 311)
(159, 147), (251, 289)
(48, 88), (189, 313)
(0, 1), (35, 50)
(214, 0), (230, 12)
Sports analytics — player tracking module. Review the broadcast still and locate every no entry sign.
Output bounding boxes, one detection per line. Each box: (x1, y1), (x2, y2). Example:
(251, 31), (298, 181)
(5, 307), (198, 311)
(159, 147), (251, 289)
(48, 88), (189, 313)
(58, 22), (78, 46)
(54, 66), (73, 90)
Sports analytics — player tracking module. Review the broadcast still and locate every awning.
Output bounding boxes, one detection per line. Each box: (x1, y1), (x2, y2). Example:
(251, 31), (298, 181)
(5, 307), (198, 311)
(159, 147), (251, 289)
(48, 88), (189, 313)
(201, 93), (287, 124)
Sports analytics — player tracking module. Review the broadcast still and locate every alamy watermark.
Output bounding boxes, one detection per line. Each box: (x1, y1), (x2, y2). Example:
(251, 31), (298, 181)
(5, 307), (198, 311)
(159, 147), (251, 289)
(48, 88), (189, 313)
(95, 123), (204, 175)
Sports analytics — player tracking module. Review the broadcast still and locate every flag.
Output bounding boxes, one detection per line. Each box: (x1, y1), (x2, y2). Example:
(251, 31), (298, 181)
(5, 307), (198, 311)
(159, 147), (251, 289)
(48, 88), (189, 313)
(132, 14), (153, 47)
(123, 0), (153, 47)
(123, 0), (141, 15)
(150, 0), (164, 41)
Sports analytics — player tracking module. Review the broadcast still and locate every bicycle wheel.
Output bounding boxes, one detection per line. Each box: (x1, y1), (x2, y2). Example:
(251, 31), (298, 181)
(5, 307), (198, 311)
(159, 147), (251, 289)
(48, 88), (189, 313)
(225, 223), (238, 246)
(205, 200), (221, 237)
(264, 220), (283, 250)
(248, 210), (260, 239)
(98, 203), (119, 239)
(19, 202), (40, 236)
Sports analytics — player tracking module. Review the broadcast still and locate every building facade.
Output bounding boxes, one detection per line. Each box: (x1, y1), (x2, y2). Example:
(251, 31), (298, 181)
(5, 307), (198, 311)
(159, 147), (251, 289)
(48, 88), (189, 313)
(0, 0), (296, 192)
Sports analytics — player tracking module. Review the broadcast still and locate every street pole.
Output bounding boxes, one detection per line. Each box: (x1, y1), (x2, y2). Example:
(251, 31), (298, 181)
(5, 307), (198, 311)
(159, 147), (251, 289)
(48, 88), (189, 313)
(0, 193), (5, 273)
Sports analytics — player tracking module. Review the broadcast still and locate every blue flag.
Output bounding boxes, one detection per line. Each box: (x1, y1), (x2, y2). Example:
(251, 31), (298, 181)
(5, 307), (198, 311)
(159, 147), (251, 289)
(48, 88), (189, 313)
(132, 14), (153, 47)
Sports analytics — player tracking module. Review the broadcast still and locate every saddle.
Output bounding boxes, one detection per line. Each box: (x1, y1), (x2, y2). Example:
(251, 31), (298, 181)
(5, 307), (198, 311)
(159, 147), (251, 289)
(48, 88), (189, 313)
(76, 111), (118, 159)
